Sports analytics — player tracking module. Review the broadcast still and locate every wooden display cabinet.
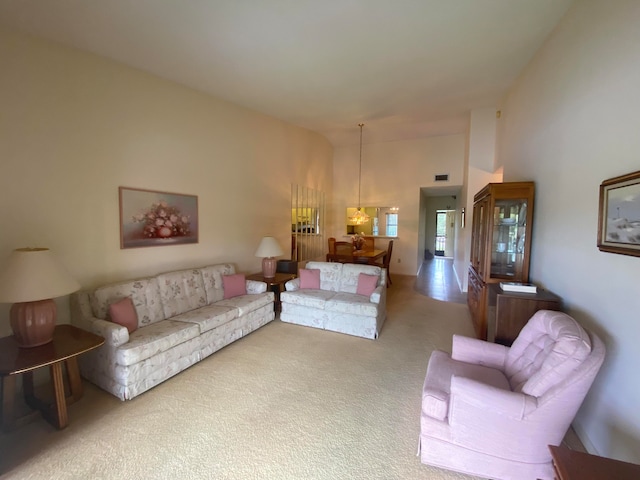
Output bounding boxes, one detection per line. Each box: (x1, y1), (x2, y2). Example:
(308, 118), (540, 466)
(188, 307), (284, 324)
(468, 182), (535, 339)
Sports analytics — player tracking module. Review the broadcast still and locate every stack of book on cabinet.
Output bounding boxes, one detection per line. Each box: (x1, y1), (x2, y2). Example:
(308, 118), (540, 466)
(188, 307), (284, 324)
(500, 282), (538, 293)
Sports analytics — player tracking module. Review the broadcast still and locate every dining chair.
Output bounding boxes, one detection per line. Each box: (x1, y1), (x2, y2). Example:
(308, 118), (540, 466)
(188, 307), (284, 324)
(374, 240), (393, 286)
(335, 242), (354, 254)
(328, 237), (336, 254)
(327, 242), (355, 263)
(361, 236), (375, 252)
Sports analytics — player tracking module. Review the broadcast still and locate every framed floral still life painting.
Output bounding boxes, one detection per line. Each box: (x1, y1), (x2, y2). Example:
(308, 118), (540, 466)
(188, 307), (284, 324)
(119, 187), (198, 249)
(597, 170), (640, 257)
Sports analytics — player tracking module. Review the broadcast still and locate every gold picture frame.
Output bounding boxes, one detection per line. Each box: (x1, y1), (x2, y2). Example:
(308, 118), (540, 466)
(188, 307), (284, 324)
(119, 187), (198, 249)
(597, 170), (640, 257)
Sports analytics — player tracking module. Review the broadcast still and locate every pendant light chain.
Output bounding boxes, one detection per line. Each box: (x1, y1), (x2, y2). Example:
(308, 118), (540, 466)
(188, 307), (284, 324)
(358, 123), (364, 209)
(348, 123), (370, 225)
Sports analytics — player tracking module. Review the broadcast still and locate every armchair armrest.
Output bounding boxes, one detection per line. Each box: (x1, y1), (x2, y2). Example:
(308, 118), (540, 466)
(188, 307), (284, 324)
(449, 375), (542, 460)
(285, 278), (300, 291)
(246, 280), (267, 294)
(451, 334), (508, 370)
(450, 376), (537, 421)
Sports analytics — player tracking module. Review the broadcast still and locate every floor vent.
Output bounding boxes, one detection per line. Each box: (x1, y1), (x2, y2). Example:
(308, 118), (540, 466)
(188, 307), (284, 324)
(434, 174), (449, 182)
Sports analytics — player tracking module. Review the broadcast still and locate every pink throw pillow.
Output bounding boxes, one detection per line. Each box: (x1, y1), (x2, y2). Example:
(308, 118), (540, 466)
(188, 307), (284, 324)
(222, 274), (247, 299)
(108, 297), (138, 334)
(299, 268), (321, 289)
(356, 273), (378, 296)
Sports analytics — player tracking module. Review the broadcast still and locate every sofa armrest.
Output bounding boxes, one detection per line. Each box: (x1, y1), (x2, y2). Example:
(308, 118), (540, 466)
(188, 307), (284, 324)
(370, 285), (384, 304)
(88, 318), (129, 347)
(285, 278), (300, 291)
(246, 280), (267, 294)
(70, 291), (129, 347)
(451, 334), (508, 369)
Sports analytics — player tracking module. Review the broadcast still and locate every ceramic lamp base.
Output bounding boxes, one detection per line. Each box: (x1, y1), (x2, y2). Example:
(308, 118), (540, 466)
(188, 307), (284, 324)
(262, 257), (277, 278)
(10, 299), (57, 348)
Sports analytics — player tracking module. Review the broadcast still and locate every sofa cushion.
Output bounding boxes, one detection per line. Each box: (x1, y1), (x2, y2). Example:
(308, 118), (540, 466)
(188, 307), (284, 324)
(171, 304), (239, 333)
(222, 274), (247, 299)
(338, 264), (383, 294)
(108, 297), (138, 334)
(112, 336), (202, 387)
(304, 261), (344, 291)
(156, 269), (207, 318)
(356, 273), (378, 296)
(299, 268), (321, 289)
(325, 292), (380, 317)
(201, 264), (236, 304)
(92, 277), (165, 327)
(216, 292), (273, 316)
(115, 319), (200, 367)
(280, 303), (329, 329)
(280, 289), (336, 310)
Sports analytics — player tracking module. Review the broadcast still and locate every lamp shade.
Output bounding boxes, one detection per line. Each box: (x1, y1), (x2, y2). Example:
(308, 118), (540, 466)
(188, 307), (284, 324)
(254, 237), (284, 258)
(0, 248), (80, 303)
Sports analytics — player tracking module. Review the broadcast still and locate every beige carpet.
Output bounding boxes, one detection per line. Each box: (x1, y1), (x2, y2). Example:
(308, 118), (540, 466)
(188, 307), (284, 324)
(0, 275), (482, 480)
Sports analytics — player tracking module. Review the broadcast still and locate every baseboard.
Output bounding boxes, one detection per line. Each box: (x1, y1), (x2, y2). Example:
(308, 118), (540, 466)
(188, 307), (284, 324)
(562, 425), (587, 452)
(569, 421), (599, 455)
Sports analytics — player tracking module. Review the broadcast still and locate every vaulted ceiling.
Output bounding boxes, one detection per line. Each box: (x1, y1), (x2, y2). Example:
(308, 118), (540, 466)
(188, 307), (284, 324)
(0, 0), (573, 146)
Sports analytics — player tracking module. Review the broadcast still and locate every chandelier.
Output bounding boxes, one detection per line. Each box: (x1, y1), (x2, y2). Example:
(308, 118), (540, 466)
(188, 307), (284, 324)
(349, 123), (370, 225)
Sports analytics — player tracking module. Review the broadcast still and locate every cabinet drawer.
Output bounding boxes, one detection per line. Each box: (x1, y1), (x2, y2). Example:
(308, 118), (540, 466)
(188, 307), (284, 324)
(467, 270), (479, 309)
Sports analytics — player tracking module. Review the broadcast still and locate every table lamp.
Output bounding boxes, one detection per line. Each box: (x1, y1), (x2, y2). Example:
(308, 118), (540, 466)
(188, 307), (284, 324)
(0, 248), (80, 348)
(254, 236), (284, 279)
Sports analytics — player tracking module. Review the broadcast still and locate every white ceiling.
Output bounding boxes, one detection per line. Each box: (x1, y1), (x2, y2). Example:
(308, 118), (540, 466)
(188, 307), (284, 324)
(0, 0), (573, 146)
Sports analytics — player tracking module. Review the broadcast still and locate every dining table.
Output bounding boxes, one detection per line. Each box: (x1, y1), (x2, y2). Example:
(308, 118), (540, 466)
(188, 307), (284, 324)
(327, 249), (387, 265)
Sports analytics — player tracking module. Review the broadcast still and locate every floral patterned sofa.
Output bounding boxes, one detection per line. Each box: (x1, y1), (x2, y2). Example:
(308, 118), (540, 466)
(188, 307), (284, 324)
(280, 261), (387, 339)
(70, 264), (274, 400)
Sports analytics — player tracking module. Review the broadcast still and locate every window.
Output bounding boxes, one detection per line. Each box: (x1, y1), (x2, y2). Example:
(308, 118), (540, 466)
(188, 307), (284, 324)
(386, 213), (398, 236)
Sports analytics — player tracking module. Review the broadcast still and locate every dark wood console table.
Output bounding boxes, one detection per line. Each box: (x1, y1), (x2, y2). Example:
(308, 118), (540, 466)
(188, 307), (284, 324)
(247, 272), (296, 312)
(550, 445), (640, 479)
(487, 283), (562, 345)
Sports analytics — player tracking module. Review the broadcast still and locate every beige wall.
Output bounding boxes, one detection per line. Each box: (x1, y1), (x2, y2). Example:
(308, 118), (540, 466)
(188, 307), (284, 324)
(454, 108), (503, 292)
(332, 135), (466, 276)
(497, 0), (640, 463)
(0, 28), (333, 336)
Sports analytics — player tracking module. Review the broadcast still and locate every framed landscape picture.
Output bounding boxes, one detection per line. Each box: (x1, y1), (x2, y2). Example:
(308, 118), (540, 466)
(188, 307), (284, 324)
(597, 170), (640, 257)
(119, 187), (199, 249)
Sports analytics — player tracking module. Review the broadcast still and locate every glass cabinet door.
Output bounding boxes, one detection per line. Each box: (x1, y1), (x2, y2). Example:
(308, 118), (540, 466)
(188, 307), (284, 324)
(489, 198), (528, 279)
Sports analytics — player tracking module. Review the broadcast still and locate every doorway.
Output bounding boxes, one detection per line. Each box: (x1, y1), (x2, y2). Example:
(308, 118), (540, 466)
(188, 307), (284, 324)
(435, 210), (456, 257)
(417, 187), (460, 274)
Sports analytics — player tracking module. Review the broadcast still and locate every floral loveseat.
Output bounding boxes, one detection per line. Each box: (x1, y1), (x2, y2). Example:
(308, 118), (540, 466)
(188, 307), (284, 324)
(70, 264), (274, 400)
(280, 261), (387, 339)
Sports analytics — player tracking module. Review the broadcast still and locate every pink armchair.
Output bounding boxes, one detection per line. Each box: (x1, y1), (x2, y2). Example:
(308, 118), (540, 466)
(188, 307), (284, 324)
(418, 310), (605, 480)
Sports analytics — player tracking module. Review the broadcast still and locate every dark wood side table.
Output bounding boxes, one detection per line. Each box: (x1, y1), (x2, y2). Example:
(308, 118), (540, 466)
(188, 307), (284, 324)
(247, 272), (296, 312)
(0, 324), (104, 431)
(550, 445), (640, 479)
(487, 283), (562, 345)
